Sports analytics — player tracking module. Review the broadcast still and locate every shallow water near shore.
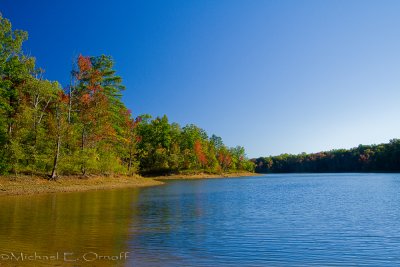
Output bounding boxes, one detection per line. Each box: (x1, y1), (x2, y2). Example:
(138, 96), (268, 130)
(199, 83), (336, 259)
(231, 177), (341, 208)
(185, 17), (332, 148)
(1, 173), (400, 266)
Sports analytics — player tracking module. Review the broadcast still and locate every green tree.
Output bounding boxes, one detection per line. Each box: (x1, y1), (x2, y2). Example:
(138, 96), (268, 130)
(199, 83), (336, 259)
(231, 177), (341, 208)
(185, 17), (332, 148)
(0, 15), (35, 173)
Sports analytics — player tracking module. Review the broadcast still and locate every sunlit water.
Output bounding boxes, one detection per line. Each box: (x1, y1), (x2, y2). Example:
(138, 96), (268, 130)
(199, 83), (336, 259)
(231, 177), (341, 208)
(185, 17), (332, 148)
(1, 173), (400, 266)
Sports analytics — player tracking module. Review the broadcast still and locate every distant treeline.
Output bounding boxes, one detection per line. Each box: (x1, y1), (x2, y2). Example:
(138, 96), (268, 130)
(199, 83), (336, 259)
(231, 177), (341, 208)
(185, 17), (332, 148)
(0, 15), (254, 178)
(253, 139), (400, 173)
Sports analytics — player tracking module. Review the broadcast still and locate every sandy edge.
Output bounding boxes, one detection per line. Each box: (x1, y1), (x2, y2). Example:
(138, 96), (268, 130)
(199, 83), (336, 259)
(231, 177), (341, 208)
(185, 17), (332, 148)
(152, 172), (259, 180)
(0, 175), (164, 196)
(0, 172), (258, 196)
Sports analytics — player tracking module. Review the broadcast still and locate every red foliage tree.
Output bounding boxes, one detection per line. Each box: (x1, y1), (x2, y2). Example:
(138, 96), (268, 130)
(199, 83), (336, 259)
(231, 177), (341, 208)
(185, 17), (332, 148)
(218, 150), (232, 171)
(194, 139), (207, 167)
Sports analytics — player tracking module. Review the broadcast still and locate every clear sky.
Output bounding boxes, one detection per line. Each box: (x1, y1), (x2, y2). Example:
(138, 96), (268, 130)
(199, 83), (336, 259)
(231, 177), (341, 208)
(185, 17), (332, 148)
(2, 0), (400, 158)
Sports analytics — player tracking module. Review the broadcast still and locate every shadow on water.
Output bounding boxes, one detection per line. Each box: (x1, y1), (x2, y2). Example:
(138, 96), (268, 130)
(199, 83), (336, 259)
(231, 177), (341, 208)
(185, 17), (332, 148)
(0, 189), (144, 266)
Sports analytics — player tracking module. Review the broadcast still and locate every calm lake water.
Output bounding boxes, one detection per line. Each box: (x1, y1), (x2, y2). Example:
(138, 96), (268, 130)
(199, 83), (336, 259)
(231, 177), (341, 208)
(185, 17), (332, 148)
(1, 173), (400, 266)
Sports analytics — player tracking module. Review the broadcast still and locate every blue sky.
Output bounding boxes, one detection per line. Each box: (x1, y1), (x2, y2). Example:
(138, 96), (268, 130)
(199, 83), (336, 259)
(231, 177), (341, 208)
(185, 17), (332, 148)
(2, 0), (400, 157)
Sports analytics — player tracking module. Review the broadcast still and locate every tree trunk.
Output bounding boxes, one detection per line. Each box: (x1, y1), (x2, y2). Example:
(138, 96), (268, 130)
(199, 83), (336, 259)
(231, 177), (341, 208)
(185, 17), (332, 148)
(50, 106), (62, 180)
(50, 133), (61, 180)
(128, 147), (133, 172)
(81, 128), (86, 175)
(68, 85), (72, 124)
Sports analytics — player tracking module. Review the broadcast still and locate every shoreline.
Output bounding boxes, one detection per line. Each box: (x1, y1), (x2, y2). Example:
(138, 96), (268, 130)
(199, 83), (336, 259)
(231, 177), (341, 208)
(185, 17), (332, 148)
(0, 175), (164, 197)
(152, 172), (258, 180)
(0, 172), (257, 196)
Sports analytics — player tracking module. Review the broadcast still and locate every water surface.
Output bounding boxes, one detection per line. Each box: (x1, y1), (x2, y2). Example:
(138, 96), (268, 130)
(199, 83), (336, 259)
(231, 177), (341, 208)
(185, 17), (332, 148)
(1, 173), (400, 266)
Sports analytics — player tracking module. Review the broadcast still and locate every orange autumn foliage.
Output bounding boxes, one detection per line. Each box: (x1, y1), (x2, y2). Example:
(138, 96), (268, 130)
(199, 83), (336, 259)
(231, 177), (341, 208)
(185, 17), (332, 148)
(59, 91), (69, 104)
(218, 151), (232, 170)
(194, 139), (207, 167)
(77, 54), (92, 74)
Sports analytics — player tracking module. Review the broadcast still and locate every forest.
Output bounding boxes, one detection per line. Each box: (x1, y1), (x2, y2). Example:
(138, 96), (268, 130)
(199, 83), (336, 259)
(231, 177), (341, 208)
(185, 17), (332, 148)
(253, 139), (400, 173)
(0, 15), (255, 178)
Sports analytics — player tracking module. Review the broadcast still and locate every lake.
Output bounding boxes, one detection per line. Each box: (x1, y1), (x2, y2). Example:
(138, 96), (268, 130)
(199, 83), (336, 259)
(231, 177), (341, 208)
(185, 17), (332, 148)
(1, 173), (400, 266)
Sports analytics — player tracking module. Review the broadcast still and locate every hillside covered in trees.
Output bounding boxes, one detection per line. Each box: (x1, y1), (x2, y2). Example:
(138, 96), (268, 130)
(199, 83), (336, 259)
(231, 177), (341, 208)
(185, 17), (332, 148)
(0, 15), (254, 178)
(253, 139), (400, 173)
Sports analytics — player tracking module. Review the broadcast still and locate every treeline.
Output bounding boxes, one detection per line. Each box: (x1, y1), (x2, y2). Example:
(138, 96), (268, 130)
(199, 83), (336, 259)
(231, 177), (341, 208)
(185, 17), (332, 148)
(0, 15), (254, 178)
(253, 139), (400, 173)
(135, 116), (254, 175)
